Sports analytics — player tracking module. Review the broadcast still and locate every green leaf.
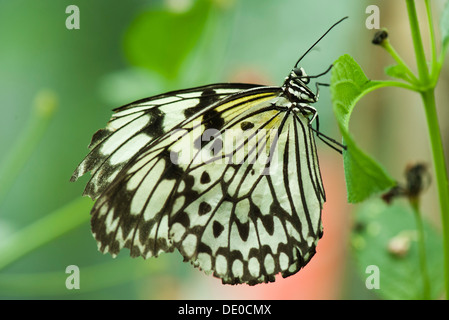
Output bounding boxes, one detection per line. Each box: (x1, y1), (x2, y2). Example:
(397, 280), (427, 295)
(440, 0), (449, 55)
(331, 54), (395, 203)
(352, 199), (444, 300)
(123, 1), (211, 80)
(384, 64), (409, 81)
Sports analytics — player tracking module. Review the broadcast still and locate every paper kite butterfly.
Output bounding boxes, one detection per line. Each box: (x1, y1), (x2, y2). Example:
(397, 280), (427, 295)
(71, 17), (347, 285)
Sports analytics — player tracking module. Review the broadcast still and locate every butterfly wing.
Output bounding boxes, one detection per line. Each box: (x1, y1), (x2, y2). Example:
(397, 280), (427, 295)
(71, 83), (262, 199)
(72, 83), (325, 285)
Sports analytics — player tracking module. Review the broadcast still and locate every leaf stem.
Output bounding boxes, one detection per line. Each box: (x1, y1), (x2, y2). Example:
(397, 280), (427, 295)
(376, 80), (418, 92)
(381, 39), (419, 84)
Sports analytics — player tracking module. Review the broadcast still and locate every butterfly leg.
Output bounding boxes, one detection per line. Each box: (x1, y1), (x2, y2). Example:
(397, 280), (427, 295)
(314, 82), (329, 100)
(296, 65), (332, 100)
(299, 105), (346, 154)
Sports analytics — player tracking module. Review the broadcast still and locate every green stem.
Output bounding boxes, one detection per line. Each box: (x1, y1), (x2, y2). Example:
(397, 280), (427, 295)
(424, 0), (438, 78)
(0, 90), (58, 206)
(406, 0), (449, 299)
(406, 0), (430, 83)
(410, 197), (431, 299)
(421, 89), (449, 299)
(378, 80), (418, 92)
(0, 197), (92, 271)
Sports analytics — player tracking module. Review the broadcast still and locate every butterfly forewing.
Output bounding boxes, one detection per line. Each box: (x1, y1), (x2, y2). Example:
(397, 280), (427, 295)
(72, 82), (325, 285)
(71, 83), (262, 199)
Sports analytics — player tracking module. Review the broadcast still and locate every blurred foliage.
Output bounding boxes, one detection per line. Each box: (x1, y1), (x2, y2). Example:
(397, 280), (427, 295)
(124, 0), (211, 80)
(352, 199), (444, 299)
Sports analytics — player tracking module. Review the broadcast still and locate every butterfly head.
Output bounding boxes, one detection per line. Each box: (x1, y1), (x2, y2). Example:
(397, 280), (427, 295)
(284, 66), (317, 103)
(291, 67), (310, 84)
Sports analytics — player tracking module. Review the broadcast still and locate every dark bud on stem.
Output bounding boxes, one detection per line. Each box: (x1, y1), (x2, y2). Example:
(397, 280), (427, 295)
(372, 29), (389, 45)
(405, 163), (431, 199)
(381, 162), (431, 204)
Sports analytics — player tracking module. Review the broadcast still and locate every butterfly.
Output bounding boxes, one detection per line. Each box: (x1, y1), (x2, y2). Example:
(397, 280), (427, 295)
(71, 17), (347, 285)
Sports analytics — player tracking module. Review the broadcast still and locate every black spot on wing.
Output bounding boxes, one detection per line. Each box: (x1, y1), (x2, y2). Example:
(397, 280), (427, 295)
(240, 121), (255, 131)
(202, 108), (225, 133)
(198, 201), (211, 215)
(213, 220), (224, 238)
(143, 108), (165, 138)
(235, 220), (250, 242)
(200, 171), (211, 184)
(183, 88), (220, 118)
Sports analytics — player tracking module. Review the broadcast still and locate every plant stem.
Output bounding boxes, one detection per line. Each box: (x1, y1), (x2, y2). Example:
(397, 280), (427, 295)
(424, 0), (438, 78)
(406, 0), (430, 83)
(421, 89), (449, 299)
(0, 197), (92, 271)
(405, 0), (449, 299)
(0, 90), (58, 206)
(410, 197), (431, 299)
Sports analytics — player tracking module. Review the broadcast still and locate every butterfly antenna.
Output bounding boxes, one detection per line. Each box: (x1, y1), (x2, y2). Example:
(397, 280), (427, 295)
(294, 16), (348, 68)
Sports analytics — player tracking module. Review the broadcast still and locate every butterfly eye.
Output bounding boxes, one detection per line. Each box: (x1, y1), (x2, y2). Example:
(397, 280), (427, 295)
(292, 67), (309, 84)
(292, 67), (303, 77)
